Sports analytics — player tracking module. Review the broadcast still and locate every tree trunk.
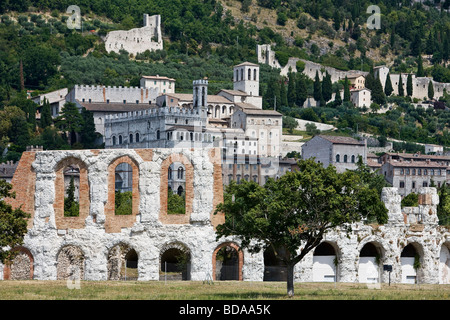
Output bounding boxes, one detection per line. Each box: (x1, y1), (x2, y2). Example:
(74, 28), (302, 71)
(287, 263), (295, 297)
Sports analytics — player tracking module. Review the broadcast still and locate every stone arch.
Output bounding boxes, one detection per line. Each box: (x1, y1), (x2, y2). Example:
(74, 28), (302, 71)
(263, 246), (287, 281)
(54, 157), (90, 230)
(105, 155), (140, 233)
(312, 241), (339, 282)
(439, 241), (450, 284)
(212, 242), (244, 281)
(358, 241), (384, 284)
(159, 153), (194, 224)
(107, 242), (139, 280)
(3, 246), (34, 280)
(400, 242), (424, 284)
(56, 244), (85, 280)
(159, 241), (191, 281)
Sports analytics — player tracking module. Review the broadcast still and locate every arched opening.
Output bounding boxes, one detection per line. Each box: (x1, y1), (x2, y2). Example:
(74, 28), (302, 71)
(358, 242), (382, 284)
(3, 247), (34, 280)
(168, 162), (186, 214)
(56, 245), (85, 281)
(63, 165), (80, 217)
(115, 163), (133, 215)
(313, 242), (337, 282)
(213, 245), (241, 281)
(263, 246), (287, 281)
(439, 243), (450, 284)
(160, 244), (191, 281)
(401, 243), (421, 284)
(107, 244), (139, 281)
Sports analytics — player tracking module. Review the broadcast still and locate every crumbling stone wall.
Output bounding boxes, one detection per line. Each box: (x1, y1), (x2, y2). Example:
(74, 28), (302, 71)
(0, 148), (449, 285)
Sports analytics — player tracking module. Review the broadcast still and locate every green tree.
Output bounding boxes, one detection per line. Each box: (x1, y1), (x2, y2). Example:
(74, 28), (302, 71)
(280, 78), (288, 107)
(295, 74), (308, 107)
(417, 55), (424, 77)
(428, 80), (434, 100)
(398, 75), (404, 96)
(282, 115), (297, 134)
(313, 71), (322, 104)
(334, 86), (342, 106)
(0, 179), (30, 264)
(215, 159), (388, 297)
(40, 98), (52, 129)
(22, 45), (60, 87)
(287, 72), (296, 108)
(437, 183), (450, 226)
(80, 107), (99, 148)
(384, 73), (393, 96)
(406, 74), (413, 97)
(343, 76), (350, 102)
(56, 102), (83, 145)
(321, 72), (332, 103)
(372, 76), (386, 105)
(64, 176), (79, 217)
(401, 193), (418, 208)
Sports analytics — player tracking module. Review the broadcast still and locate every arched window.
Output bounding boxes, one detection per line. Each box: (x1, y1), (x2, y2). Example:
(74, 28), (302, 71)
(135, 133), (140, 143)
(129, 133), (133, 144)
(112, 136), (116, 146)
(248, 68), (251, 80)
(336, 154), (340, 163)
(115, 163), (133, 215)
(344, 155), (348, 163)
(351, 155), (355, 163)
(235, 69), (239, 81)
(118, 135), (123, 144)
(253, 68), (257, 80)
(156, 130), (160, 140)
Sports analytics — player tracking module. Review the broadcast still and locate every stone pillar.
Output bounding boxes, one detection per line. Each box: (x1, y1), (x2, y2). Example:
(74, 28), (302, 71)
(381, 187), (404, 225)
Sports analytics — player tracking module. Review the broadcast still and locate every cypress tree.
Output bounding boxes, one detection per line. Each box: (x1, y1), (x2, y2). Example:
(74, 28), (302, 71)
(287, 72), (296, 108)
(372, 76), (386, 105)
(334, 86), (342, 106)
(280, 78), (288, 107)
(417, 55), (424, 77)
(40, 97), (52, 129)
(398, 75), (404, 96)
(313, 71), (322, 103)
(406, 74), (413, 97)
(384, 73), (393, 96)
(295, 74), (308, 107)
(428, 80), (434, 100)
(343, 76), (350, 102)
(321, 72), (333, 102)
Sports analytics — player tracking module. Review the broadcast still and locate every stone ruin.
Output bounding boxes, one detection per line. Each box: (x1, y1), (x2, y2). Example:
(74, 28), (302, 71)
(0, 148), (449, 284)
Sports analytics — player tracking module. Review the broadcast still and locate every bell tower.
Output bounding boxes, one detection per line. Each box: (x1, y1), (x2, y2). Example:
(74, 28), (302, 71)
(193, 78), (208, 110)
(233, 62), (259, 96)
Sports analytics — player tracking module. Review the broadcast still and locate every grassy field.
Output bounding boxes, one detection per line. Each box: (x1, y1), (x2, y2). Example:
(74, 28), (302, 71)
(0, 280), (448, 300)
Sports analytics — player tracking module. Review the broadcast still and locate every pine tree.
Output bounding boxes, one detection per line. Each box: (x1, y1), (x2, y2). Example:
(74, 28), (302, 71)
(406, 74), (413, 97)
(313, 71), (322, 104)
(428, 80), (434, 100)
(295, 74), (308, 107)
(384, 73), (393, 96)
(343, 76), (350, 102)
(321, 72), (332, 102)
(40, 97), (52, 129)
(398, 75), (404, 96)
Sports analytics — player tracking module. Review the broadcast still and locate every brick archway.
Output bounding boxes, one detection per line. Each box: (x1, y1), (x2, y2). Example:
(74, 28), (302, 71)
(54, 157), (90, 230)
(212, 242), (243, 281)
(105, 155), (140, 233)
(159, 153), (194, 224)
(3, 246), (34, 280)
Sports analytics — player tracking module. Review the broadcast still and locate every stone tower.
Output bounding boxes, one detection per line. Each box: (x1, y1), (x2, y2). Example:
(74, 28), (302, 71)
(193, 79), (208, 110)
(233, 62), (260, 96)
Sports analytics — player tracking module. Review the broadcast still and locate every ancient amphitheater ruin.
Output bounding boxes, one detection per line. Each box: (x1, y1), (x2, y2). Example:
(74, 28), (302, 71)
(0, 148), (449, 284)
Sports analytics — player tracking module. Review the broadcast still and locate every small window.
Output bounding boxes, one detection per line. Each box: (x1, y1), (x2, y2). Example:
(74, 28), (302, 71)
(336, 154), (340, 163)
